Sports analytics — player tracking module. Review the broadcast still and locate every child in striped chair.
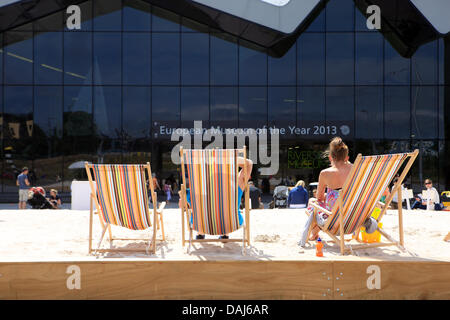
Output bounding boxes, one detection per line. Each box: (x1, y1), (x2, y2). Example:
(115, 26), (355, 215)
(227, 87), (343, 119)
(179, 156), (253, 240)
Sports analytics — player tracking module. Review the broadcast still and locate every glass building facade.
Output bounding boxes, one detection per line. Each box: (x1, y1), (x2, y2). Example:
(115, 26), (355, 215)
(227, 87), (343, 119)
(0, 0), (448, 200)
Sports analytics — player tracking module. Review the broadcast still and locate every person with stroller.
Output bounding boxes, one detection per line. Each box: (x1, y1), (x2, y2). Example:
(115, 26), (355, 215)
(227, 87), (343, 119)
(16, 167), (30, 209)
(47, 189), (62, 209)
(288, 180), (309, 209)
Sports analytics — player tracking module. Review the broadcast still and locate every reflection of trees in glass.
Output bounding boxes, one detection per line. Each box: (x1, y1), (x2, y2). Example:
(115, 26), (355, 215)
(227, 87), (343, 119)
(64, 111), (93, 137)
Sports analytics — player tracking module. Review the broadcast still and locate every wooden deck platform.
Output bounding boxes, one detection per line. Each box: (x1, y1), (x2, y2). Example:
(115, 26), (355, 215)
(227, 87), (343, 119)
(1, 259), (449, 299)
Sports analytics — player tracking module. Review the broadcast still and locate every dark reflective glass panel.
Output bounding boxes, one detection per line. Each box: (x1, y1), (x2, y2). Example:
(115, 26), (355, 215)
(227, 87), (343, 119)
(152, 6), (180, 32)
(412, 41), (438, 85)
(356, 33), (383, 85)
(298, 33), (325, 85)
(355, 5), (369, 31)
(4, 86), (33, 158)
(439, 39), (444, 85)
(326, 33), (354, 85)
(123, 87), (151, 139)
(439, 86), (444, 139)
(34, 86), (63, 190)
(0, 86), (3, 191)
(326, 87), (354, 134)
(64, 32), (92, 85)
(63, 89), (94, 187)
(152, 33), (180, 85)
(35, 32), (63, 85)
(385, 40), (410, 85)
(0, 34), (3, 85)
(306, 8), (325, 32)
(123, 0), (151, 31)
(4, 85), (33, 132)
(326, 0), (354, 32)
(94, 86), (121, 140)
(93, 33), (121, 85)
(210, 33), (238, 86)
(355, 87), (383, 139)
(152, 87), (180, 138)
(269, 45), (296, 85)
(63, 86), (93, 155)
(93, 0), (122, 31)
(181, 87), (209, 127)
(410, 140), (438, 191)
(4, 31), (33, 85)
(411, 86), (438, 139)
(268, 87), (296, 128)
(297, 87), (325, 128)
(123, 33), (151, 85)
(239, 87), (267, 128)
(210, 87), (238, 128)
(34, 86), (63, 140)
(181, 33), (209, 85)
(384, 86), (410, 139)
(239, 41), (267, 86)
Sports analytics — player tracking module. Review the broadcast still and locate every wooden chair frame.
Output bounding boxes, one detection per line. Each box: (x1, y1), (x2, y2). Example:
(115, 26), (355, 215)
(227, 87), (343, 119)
(179, 146), (250, 254)
(85, 162), (166, 255)
(306, 149), (419, 255)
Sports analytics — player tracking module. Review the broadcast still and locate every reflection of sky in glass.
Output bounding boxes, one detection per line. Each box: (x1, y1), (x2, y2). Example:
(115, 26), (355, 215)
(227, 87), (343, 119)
(411, 0), (450, 34)
(0, 0), (19, 8)
(260, 0), (291, 6)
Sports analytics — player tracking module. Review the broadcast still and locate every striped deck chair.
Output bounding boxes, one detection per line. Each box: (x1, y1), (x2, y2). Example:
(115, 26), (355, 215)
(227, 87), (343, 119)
(85, 162), (166, 254)
(307, 150), (419, 255)
(179, 147), (250, 254)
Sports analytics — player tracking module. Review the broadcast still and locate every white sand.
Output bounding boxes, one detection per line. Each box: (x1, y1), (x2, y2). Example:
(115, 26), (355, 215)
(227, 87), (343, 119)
(0, 208), (449, 262)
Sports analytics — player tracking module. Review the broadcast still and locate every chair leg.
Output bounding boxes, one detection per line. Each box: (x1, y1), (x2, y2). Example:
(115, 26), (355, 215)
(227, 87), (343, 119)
(159, 212), (165, 241)
(95, 223), (109, 254)
(89, 195), (93, 254)
(146, 233), (153, 255)
(188, 230), (193, 254)
(108, 224), (113, 246)
(242, 224), (246, 255)
(156, 208), (161, 231)
(181, 209), (185, 247)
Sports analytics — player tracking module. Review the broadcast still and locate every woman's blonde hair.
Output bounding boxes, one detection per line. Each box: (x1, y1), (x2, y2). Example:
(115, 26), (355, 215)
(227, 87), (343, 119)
(295, 180), (305, 188)
(323, 137), (349, 163)
(50, 189), (58, 195)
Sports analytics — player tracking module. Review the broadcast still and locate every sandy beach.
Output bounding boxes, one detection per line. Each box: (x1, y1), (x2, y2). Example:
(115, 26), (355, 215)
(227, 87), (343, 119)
(0, 208), (449, 262)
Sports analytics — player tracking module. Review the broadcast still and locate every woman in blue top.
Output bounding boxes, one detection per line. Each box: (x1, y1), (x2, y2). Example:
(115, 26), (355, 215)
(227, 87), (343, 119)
(179, 156), (253, 240)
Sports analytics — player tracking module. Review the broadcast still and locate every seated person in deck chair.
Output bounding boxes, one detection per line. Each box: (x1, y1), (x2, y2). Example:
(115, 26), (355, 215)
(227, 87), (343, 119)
(298, 137), (353, 247)
(179, 156), (253, 240)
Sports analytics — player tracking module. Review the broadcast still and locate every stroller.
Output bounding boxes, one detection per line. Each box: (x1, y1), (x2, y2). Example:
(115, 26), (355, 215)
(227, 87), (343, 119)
(272, 185), (289, 209)
(27, 187), (54, 209)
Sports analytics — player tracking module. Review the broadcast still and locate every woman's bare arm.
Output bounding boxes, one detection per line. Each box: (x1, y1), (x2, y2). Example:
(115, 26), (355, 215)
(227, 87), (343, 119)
(238, 157), (253, 190)
(316, 170), (327, 202)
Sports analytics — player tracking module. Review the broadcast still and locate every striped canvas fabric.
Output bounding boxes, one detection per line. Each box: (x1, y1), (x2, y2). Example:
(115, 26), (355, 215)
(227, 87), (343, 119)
(184, 149), (239, 235)
(327, 153), (409, 235)
(92, 164), (151, 230)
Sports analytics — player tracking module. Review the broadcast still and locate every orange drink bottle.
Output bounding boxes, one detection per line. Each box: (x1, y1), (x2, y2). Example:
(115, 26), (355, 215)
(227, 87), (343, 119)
(316, 238), (323, 257)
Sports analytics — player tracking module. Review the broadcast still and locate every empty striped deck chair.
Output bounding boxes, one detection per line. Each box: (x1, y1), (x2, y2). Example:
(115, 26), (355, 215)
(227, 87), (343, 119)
(307, 150), (419, 255)
(85, 162), (166, 254)
(179, 147), (250, 254)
